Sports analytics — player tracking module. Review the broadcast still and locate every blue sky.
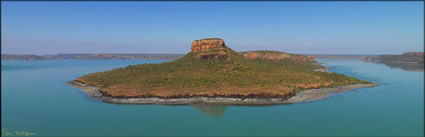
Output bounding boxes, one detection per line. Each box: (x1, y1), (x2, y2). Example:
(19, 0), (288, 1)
(1, 2), (423, 55)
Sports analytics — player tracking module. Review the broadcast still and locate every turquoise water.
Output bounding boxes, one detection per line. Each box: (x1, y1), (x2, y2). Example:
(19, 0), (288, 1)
(1, 59), (423, 136)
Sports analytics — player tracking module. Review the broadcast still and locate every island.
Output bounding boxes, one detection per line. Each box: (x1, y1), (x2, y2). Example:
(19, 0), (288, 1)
(68, 38), (376, 105)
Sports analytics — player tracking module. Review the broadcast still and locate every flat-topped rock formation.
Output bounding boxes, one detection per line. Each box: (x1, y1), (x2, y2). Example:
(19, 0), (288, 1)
(191, 38), (227, 52)
(190, 38), (231, 60)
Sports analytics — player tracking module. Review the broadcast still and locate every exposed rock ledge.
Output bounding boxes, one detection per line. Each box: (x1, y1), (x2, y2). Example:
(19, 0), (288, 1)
(68, 80), (376, 105)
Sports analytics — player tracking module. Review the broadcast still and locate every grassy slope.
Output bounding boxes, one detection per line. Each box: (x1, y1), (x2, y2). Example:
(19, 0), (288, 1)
(78, 48), (370, 98)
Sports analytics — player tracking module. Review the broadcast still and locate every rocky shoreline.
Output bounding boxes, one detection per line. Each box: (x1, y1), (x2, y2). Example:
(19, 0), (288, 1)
(68, 80), (377, 105)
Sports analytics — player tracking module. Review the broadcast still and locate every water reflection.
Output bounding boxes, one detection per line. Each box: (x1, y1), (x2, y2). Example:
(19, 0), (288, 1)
(192, 104), (228, 117)
(364, 61), (424, 71)
(380, 62), (424, 71)
(191, 104), (282, 117)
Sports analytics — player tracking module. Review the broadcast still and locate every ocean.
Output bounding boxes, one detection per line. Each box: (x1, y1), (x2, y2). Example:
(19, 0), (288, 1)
(1, 58), (423, 136)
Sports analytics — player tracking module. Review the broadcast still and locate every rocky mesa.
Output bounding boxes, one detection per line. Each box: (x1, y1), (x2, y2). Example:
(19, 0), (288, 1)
(190, 38), (232, 60)
(191, 38), (227, 52)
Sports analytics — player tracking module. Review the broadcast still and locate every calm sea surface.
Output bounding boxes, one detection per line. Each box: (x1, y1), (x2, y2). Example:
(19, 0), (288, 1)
(1, 59), (424, 136)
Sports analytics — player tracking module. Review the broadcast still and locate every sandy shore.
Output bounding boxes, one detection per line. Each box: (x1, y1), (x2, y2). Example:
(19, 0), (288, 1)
(68, 80), (376, 105)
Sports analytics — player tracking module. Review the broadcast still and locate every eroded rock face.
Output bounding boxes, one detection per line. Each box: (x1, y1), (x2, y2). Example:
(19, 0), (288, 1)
(191, 38), (231, 60)
(306, 56), (315, 62)
(242, 52), (290, 60)
(191, 38), (226, 52)
(241, 52), (316, 62)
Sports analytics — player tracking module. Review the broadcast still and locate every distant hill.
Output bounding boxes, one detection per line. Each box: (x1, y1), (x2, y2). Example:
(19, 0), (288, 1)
(362, 52), (424, 63)
(362, 52), (424, 71)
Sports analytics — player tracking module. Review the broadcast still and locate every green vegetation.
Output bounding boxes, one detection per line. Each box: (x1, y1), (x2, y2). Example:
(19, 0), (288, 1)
(78, 47), (371, 97)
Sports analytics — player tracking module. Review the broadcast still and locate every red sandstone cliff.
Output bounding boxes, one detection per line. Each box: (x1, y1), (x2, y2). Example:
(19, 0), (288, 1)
(190, 38), (316, 62)
(191, 38), (226, 52)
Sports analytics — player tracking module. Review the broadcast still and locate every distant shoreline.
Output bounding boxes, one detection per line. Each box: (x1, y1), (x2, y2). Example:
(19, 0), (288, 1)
(68, 80), (376, 105)
(1, 53), (373, 60)
(1, 53), (185, 60)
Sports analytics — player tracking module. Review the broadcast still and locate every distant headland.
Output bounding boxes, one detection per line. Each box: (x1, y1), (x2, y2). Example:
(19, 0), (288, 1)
(362, 52), (424, 71)
(68, 38), (376, 104)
